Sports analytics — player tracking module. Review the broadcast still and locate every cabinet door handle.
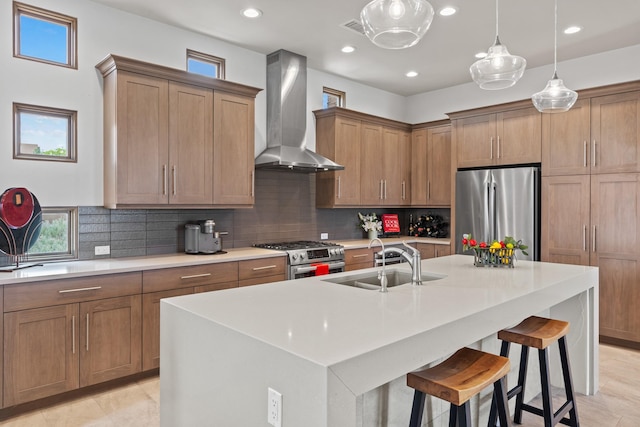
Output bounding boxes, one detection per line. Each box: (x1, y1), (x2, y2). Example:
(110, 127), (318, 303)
(250, 171), (254, 197)
(592, 225), (597, 252)
(172, 166), (177, 196)
(337, 176), (341, 199)
(592, 140), (597, 167)
(402, 181), (406, 200)
(489, 137), (493, 159)
(59, 286), (102, 294)
(252, 265), (276, 271)
(583, 141), (587, 168)
(583, 225), (587, 251)
(352, 254), (369, 258)
(162, 165), (167, 195)
(181, 273), (212, 280)
(72, 315), (76, 354)
(384, 180), (387, 200)
(86, 313), (90, 352)
(428, 181), (431, 200)
(497, 136), (501, 159)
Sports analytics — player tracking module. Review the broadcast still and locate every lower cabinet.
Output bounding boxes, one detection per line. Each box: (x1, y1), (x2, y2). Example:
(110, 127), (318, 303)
(344, 248), (375, 271)
(416, 243), (451, 260)
(4, 294), (142, 406)
(238, 258), (286, 286)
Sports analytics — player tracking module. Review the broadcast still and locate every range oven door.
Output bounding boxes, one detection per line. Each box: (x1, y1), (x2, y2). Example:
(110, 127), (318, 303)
(290, 261), (345, 280)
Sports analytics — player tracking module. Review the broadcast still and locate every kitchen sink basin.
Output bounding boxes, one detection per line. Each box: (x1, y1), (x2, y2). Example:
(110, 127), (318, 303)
(322, 269), (445, 290)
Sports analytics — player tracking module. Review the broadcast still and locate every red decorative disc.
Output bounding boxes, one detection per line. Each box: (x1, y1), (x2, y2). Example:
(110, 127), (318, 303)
(0, 188), (34, 229)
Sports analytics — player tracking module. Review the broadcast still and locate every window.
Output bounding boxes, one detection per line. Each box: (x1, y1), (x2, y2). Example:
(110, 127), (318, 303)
(14, 103), (77, 162)
(13, 2), (77, 69)
(27, 207), (78, 262)
(187, 49), (226, 79)
(323, 87), (346, 108)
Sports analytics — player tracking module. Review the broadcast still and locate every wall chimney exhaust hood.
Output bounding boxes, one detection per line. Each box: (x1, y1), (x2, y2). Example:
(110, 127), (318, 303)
(255, 50), (344, 172)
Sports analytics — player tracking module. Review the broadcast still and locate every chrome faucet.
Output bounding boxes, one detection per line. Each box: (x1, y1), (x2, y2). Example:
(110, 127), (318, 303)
(368, 238), (388, 293)
(381, 242), (422, 286)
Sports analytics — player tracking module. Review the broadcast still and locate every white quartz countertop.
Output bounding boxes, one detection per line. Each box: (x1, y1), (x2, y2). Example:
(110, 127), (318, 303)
(0, 247), (284, 285)
(336, 236), (450, 249)
(163, 255), (597, 370)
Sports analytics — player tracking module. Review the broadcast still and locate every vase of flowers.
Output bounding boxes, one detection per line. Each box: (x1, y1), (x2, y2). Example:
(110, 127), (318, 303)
(358, 212), (382, 240)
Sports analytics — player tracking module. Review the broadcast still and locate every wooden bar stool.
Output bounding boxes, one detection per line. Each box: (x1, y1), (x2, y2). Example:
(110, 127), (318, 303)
(407, 347), (512, 427)
(488, 316), (580, 427)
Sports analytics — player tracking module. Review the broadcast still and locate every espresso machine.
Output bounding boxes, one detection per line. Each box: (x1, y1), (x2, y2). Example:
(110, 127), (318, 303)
(185, 220), (223, 254)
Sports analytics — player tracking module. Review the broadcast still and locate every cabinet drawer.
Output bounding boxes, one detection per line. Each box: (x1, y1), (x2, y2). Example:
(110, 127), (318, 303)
(238, 257), (286, 281)
(239, 274), (285, 287)
(4, 272), (142, 312)
(142, 262), (238, 293)
(345, 248), (374, 268)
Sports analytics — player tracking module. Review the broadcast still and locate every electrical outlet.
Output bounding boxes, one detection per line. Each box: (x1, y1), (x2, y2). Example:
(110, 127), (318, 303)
(320, 232), (329, 240)
(95, 245), (110, 255)
(267, 387), (282, 427)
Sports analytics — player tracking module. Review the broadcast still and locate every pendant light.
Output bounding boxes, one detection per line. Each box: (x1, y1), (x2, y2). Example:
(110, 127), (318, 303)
(469, 0), (526, 90)
(531, 0), (578, 113)
(360, 0), (435, 49)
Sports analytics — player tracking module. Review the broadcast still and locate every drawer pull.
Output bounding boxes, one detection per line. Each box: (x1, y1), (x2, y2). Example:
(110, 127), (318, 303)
(351, 254), (369, 258)
(58, 286), (102, 294)
(252, 265), (277, 271)
(180, 273), (212, 280)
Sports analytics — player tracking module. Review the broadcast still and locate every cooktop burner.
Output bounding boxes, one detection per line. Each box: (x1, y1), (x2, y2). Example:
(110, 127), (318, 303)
(254, 240), (340, 251)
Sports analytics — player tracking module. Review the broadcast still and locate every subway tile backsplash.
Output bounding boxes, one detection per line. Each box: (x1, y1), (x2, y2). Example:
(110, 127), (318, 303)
(74, 170), (450, 260)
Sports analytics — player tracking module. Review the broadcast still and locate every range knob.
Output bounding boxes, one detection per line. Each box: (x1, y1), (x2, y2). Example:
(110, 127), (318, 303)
(291, 253), (298, 261)
(329, 248), (336, 256)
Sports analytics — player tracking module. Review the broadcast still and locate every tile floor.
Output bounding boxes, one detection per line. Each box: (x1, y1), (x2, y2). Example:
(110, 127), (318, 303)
(0, 343), (638, 426)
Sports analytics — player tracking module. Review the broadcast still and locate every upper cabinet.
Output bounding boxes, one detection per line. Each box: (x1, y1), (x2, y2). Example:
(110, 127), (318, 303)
(97, 55), (261, 209)
(591, 91), (640, 174)
(411, 123), (451, 207)
(542, 98), (591, 176)
(314, 108), (411, 208)
(453, 106), (541, 168)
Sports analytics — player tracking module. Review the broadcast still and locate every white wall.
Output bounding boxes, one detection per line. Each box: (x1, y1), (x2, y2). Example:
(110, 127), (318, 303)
(1, 0), (638, 207)
(405, 43), (640, 124)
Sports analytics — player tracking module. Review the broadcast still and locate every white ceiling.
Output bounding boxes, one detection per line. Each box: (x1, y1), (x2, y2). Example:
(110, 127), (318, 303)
(92, 0), (640, 96)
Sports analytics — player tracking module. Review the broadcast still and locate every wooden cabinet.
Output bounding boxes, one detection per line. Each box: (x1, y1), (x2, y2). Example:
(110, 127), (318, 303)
(315, 114), (362, 207)
(542, 98), (591, 176)
(591, 91), (640, 174)
(455, 107), (541, 168)
(344, 248), (374, 271)
(416, 243), (451, 260)
(412, 124), (451, 207)
(97, 54), (261, 209)
(541, 175), (591, 266)
(314, 107), (411, 207)
(3, 272), (142, 406)
(213, 92), (256, 206)
(238, 257), (287, 286)
(591, 174), (640, 343)
(141, 262), (238, 370)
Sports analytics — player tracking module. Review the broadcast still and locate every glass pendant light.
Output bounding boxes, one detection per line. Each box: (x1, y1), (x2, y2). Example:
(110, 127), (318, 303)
(532, 0), (578, 113)
(360, 0), (435, 49)
(469, 0), (526, 90)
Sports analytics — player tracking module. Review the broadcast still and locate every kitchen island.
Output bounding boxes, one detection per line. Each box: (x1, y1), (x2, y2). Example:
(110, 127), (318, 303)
(159, 255), (598, 427)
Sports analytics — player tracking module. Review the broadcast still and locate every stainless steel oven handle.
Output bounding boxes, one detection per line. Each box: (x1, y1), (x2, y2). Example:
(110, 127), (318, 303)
(291, 262), (345, 275)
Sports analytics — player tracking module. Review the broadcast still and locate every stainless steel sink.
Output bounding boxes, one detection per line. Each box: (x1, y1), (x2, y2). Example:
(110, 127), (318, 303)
(322, 269), (445, 290)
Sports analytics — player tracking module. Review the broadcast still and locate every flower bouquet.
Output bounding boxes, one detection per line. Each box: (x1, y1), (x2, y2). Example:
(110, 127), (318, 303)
(358, 212), (382, 239)
(461, 234), (528, 268)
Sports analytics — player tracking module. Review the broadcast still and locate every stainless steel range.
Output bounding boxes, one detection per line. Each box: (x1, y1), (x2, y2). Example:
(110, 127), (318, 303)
(254, 241), (345, 279)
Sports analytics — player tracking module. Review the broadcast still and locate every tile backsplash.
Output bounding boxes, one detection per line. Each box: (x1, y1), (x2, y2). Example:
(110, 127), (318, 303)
(72, 170), (449, 260)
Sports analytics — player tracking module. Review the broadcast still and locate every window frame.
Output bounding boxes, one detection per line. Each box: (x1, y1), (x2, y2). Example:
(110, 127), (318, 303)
(186, 49), (226, 79)
(26, 206), (79, 262)
(14, 102), (78, 162)
(323, 87), (346, 108)
(13, 1), (78, 69)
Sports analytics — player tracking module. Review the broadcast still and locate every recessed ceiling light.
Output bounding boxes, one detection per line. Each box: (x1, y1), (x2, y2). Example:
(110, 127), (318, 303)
(406, 71), (419, 78)
(439, 7), (457, 16)
(475, 52), (487, 59)
(564, 26), (582, 35)
(241, 8), (262, 18)
(341, 45), (356, 53)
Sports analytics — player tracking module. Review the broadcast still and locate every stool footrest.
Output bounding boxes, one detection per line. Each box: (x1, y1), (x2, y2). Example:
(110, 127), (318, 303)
(506, 385), (523, 400)
(520, 401), (575, 426)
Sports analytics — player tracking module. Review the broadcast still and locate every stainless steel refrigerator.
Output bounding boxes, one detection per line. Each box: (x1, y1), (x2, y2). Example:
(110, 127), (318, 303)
(455, 166), (540, 261)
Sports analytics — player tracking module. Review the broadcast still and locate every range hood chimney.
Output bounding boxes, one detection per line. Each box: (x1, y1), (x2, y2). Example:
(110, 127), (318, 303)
(255, 50), (344, 172)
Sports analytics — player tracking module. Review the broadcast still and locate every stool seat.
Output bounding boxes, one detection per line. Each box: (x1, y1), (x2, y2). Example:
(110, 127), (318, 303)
(408, 347), (510, 406)
(498, 316), (569, 349)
